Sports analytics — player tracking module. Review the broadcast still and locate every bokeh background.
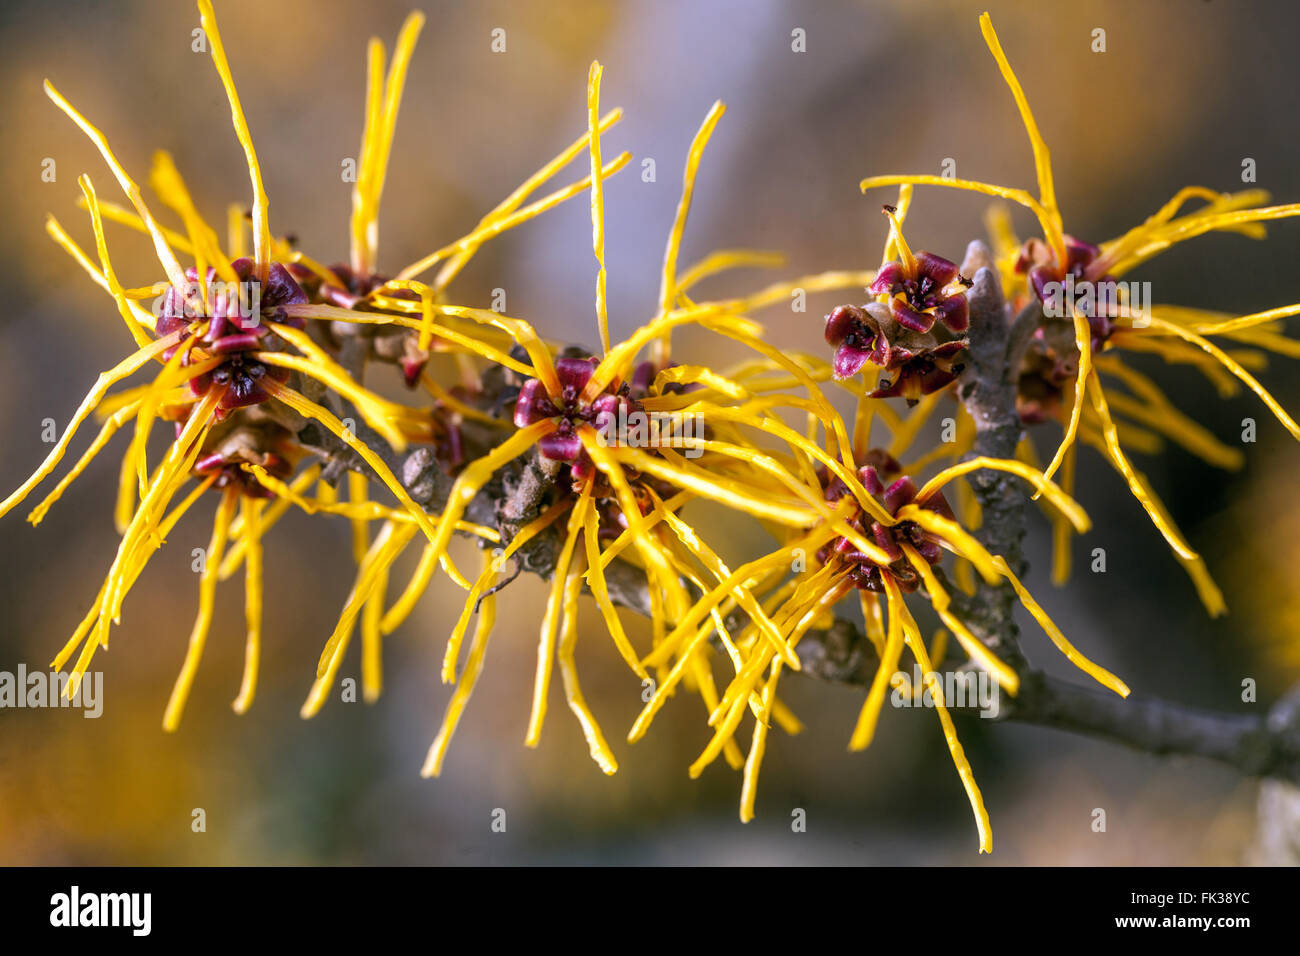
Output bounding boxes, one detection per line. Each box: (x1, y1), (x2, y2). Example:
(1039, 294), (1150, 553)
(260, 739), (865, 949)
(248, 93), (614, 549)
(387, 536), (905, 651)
(2, 0), (1298, 864)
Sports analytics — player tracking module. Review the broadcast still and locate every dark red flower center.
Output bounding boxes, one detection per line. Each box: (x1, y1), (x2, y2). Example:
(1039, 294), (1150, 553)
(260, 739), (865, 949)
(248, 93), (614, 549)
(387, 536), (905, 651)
(816, 452), (952, 594)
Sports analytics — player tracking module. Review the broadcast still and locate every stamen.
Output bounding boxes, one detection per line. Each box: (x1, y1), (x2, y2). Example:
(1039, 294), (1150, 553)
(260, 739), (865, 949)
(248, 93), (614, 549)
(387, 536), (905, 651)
(880, 204), (916, 275)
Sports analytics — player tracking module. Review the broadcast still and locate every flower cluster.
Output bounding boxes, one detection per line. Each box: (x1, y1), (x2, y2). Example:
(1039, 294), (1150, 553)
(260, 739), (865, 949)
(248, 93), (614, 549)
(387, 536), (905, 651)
(860, 12), (1300, 617)
(825, 208), (970, 401)
(8, 2), (1299, 858)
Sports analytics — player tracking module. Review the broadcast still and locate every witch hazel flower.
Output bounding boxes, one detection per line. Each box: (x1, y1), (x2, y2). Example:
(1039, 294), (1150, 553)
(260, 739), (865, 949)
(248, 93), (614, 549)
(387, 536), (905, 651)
(817, 450), (955, 593)
(825, 301), (967, 399)
(157, 256), (307, 342)
(1016, 235), (1119, 350)
(869, 206), (972, 335)
(824, 205), (970, 397)
(192, 421), (297, 497)
(825, 301), (894, 379)
(871, 251), (971, 333)
(159, 256), (308, 415)
(513, 354), (640, 484)
(1013, 235), (1122, 427)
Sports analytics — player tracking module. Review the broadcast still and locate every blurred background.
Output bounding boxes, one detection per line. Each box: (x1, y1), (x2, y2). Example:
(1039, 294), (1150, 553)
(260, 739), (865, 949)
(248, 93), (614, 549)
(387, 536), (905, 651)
(1, 0), (1298, 864)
